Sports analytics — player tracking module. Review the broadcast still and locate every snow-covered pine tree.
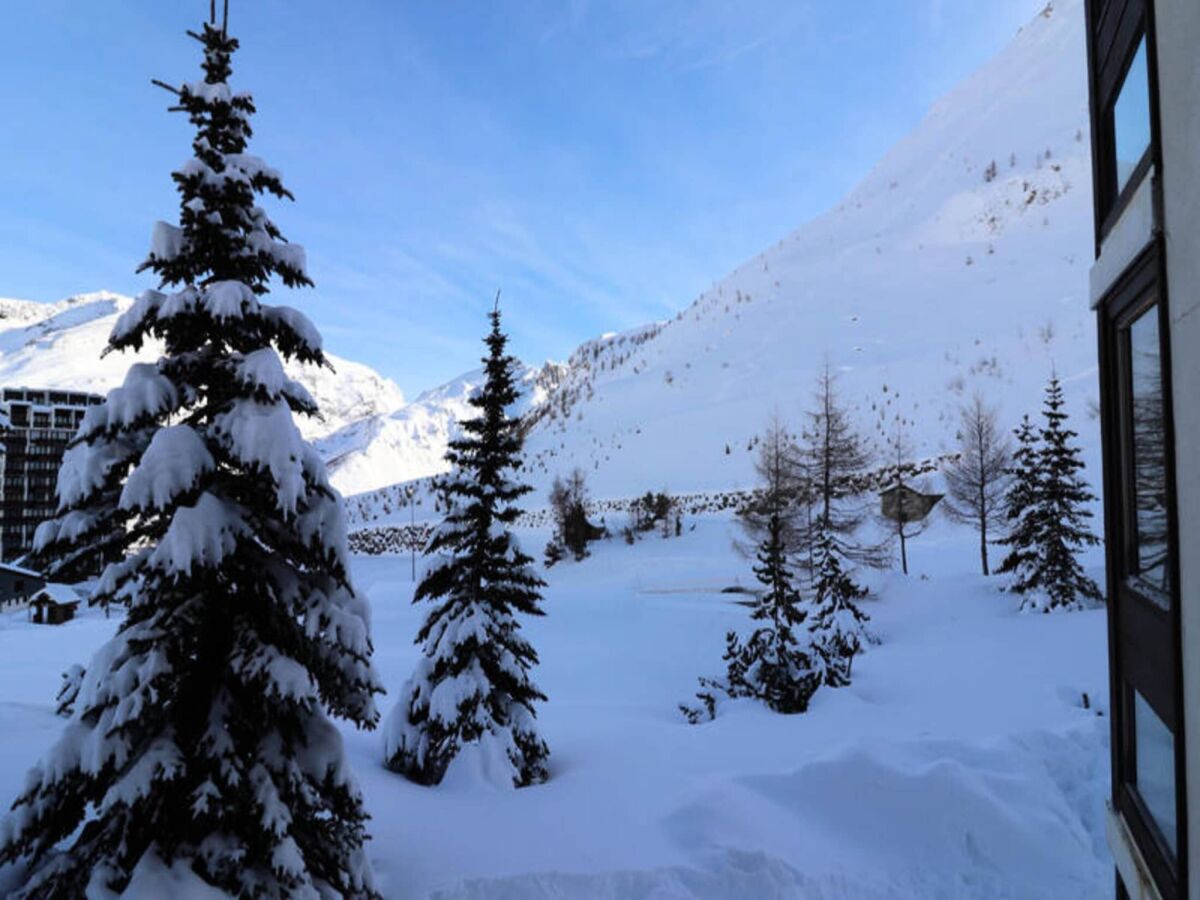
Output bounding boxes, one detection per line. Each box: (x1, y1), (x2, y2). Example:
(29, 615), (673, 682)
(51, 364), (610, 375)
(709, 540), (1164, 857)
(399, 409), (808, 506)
(0, 14), (383, 898)
(682, 512), (823, 722)
(384, 303), (550, 788)
(809, 525), (871, 686)
(1028, 376), (1102, 611)
(996, 414), (1043, 595)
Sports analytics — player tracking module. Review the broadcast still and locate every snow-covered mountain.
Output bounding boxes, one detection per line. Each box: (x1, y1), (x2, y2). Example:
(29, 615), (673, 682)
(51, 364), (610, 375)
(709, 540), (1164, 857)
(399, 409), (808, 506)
(314, 360), (567, 495)
(0, 289), (563, 497)
(0, 291), (406, 444)
(504, 0), (1097, 499)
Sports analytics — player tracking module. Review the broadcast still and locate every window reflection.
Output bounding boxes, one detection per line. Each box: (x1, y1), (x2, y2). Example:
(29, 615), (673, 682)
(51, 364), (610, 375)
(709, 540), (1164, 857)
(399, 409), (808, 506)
(1128, 305), (1170, 606)
(1113, 38), (1151, 194)
(1134, 690), (1177, 857)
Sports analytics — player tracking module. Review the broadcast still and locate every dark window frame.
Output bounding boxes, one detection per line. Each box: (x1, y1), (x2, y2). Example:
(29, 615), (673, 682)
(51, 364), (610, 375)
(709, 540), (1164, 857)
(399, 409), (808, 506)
(1085, 0), (1163, 249)
(1098, 238), (1187, 898)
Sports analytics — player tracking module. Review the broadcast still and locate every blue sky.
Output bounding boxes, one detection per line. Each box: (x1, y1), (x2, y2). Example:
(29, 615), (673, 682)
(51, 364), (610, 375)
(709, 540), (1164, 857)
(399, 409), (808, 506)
(0, 1), (1046, 395)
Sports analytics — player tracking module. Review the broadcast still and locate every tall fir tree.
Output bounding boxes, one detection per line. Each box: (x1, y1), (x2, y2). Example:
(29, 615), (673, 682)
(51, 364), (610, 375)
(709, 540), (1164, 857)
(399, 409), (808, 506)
(1029, 376), (1103, 611)
(384, 303), (550, 788)
(682, 512), (824, 722)
(1, 13), (383, 898)
(998, 379), (1102, 611)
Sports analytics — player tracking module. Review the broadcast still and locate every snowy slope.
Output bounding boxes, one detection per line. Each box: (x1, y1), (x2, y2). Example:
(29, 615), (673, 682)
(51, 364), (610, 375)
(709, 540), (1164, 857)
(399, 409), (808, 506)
(316, 360), (567, 496)
(0, 291), (406, 446)
(507, 0), (1097, 500)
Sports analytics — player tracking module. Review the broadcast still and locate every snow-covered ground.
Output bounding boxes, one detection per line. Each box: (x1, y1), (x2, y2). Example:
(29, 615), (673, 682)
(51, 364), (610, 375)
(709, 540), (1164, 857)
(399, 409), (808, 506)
(0, 515), (1110, 898)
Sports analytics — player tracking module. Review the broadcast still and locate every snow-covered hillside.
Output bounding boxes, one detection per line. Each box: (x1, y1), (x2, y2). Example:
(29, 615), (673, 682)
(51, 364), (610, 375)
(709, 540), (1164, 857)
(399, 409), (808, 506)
(507, 0), (1097, 499)
(0, 291), (406, 446)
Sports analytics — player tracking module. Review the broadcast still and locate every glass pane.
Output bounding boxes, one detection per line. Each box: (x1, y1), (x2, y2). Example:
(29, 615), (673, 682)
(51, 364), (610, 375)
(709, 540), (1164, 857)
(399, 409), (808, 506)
(1113, 38), (1151, 194)
(1127, 305), (1170, 606)
(1133, 690), (1177, 856)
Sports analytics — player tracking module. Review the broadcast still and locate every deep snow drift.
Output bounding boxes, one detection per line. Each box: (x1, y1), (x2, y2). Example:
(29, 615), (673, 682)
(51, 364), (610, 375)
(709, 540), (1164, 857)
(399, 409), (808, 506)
(0, 516), (1110, 898)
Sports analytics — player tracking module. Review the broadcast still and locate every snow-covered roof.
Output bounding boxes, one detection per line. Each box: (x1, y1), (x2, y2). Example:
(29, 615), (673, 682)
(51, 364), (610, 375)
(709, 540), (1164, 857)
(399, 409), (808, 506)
(32, 583), (80, 605)
(0, 561), (43, 579)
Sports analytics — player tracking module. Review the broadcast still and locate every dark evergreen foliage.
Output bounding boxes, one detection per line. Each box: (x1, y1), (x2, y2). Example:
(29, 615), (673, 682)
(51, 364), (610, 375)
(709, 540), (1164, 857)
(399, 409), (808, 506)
(682, 513), (824, 722)
(1030, 377), (1103, 610)
(546, 469), (603, 561)
(999, 378), (1102, 611)
(996, 415), (1041, 589)
(809, 525), (871, 686)
(384, 305), (550, 788)
(1, 15), (382, 898)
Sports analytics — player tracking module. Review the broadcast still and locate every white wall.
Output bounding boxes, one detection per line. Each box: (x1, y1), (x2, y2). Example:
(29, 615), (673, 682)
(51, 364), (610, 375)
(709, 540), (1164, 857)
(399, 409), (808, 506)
(1154, 2), (1200, 897)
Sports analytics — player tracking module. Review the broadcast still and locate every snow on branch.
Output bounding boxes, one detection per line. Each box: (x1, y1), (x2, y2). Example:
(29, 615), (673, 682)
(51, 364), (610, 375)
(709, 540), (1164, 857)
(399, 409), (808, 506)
(119, 425), (214, 512)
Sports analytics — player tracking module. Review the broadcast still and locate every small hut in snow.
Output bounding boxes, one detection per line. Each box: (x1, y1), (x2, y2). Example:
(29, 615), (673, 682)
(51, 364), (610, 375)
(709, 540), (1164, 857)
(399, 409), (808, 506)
(29, 584), (82, 625)
(879, 483), (943, 524)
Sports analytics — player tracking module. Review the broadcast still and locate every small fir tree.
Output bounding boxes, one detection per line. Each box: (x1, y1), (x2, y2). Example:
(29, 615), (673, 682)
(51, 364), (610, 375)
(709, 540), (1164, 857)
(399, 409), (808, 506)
(384, 303), (550, 788)
(682, 513), (823, 722)
(809, 525), (871, 686)
(1, 13), (382, 898)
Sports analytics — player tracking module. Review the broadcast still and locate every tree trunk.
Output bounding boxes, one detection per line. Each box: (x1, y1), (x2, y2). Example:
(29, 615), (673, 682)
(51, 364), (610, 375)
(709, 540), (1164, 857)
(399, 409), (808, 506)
(978, 478), (989, 576)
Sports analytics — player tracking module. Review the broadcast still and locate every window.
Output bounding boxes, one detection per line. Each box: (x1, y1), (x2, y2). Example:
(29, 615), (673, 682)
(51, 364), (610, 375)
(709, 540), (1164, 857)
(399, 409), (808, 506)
(1100, 244), (1184, 897)
(1134, 689), (1177, 855)
(1113, 38), (1152, 195)
(1126, 303), (1169, 606)
(1086, 0), (1156, 240)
